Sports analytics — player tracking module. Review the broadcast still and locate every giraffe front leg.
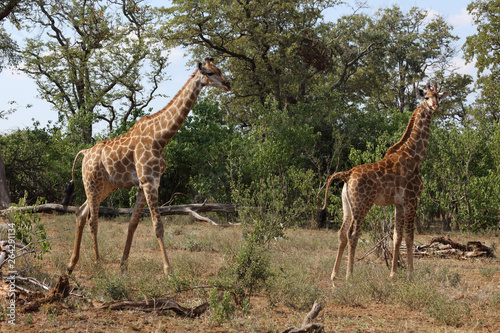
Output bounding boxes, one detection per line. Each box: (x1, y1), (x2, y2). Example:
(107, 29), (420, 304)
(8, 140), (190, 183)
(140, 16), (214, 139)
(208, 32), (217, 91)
(391, 204), (405, 278)
(404, 200), (418, 281)
(143, 183), (171, 275)
(120, 189), (147, 274)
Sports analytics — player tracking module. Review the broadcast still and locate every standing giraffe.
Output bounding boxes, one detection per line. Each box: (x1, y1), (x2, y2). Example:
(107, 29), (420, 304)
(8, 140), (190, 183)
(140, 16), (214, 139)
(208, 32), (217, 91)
(319, 82), (449, 286)
(63, 58), (231, 275)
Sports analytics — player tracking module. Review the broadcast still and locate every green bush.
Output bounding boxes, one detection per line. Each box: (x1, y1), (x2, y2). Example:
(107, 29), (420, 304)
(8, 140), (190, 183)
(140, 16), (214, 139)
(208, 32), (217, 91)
(209, 287), (235, 324)
(215, 240), (272, 305)
(5, 196), (50, 261)
(94, 275), (131, 301)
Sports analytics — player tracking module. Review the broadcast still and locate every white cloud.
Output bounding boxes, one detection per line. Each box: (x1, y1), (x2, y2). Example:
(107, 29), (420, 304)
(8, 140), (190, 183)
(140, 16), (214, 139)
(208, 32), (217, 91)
(426, 9), (442, 20)
(452, 57), (477, 77)
(168, 46), (186, 62)
(449, 7), (473, 27)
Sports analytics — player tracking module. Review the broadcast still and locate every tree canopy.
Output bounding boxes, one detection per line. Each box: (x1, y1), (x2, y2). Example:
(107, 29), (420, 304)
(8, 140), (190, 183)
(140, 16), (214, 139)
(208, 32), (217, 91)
(1, 0), (499, 233)
(20, 0), (170, 141)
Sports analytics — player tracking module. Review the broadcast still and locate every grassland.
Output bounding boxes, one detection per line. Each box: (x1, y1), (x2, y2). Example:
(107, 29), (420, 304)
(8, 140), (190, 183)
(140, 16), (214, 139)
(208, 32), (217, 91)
(1, 213), (499, 332)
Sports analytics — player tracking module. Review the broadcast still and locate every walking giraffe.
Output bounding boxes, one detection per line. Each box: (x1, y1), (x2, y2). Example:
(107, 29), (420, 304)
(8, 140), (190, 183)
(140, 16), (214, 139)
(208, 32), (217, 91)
(319, 82), (449, 286)
(63, 58), (231, 275)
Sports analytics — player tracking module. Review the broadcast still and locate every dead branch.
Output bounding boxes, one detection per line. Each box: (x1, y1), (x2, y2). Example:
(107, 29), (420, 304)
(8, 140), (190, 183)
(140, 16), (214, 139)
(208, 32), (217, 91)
(283, 300), (324, 333)
(0, 203), (237, 225)
(93, 299), (209, 318)
(430, 236), (468, 251)
(356, 232), (391, 262)
(20, 275), (70, 312)
(425, 236), (495, 259)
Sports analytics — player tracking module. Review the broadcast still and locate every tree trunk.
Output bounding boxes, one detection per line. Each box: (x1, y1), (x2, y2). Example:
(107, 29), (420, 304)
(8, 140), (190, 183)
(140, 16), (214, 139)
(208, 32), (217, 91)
(0, 146), (10, 209)
(440, 209), (451, 232)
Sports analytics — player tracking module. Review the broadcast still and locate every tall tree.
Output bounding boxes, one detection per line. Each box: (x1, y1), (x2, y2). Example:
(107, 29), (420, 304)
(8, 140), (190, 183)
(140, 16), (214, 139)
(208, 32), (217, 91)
(350, 6), (457, 113)
(0, 0), (32, 207)
(163, 0), (380, 124)
(21, 0), (170, 141)
(463, 0), (500, 121)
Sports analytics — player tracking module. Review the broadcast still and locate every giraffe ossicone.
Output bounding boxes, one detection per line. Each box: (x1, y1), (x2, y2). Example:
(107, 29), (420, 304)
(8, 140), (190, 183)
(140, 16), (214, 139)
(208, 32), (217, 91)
(319, 82), (449, 287)
(63, 58), (231, 276)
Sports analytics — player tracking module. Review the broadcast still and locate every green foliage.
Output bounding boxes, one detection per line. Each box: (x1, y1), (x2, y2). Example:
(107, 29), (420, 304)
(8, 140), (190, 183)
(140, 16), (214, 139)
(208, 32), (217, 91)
(161, 101), (239, 204)
(6, 195), (50, 260)
(230, 101), (322, 235)
(164, 0), (342, 120)
(215, 240), (272, 305)
(421, 117), (500, 231)
(2, 2), (499, 234)
(1, 123), (83, 204)
(20, 0), (170, 140)
(209, 288), (235, 324)
(94, 274), (130, 301)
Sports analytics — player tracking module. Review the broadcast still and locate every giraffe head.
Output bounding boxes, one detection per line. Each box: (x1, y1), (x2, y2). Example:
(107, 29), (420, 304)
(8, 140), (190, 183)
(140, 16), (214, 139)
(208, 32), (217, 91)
(198, 58), (231, 91)
(417, 82), (449, 111)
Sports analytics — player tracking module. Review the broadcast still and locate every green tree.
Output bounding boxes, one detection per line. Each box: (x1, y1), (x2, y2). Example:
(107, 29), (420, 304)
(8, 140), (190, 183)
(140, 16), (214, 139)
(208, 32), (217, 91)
(420, 117), (497, 232)
(351, 6), (457, 113)
(21, 0), (170, 141)
(163, 0), (381, 124)
(463, 0), (500, 121)
(1, 123), (81, 204)
(160, 101), (239, 204)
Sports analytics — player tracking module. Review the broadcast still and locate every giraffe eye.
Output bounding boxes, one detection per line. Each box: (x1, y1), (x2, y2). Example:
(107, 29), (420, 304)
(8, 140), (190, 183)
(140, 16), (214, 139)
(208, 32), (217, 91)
(425, 97), (430, 100)
(206, 72), (214, 76)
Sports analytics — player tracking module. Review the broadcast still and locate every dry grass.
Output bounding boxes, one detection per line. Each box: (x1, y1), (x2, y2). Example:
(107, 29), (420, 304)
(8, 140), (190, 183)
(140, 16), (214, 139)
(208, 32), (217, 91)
(1, 213), (499, 332)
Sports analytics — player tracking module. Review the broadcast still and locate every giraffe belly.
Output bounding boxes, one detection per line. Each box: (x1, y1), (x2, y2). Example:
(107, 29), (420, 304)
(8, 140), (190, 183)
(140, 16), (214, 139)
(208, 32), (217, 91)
(103, 163), (140, 189)
(373, 188), (404, 206)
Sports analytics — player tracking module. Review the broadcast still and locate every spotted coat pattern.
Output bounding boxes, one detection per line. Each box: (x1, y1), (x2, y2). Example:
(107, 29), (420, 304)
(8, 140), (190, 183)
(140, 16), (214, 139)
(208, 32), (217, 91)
(321, 82), (450, 286)
(67, 59), (231, 275)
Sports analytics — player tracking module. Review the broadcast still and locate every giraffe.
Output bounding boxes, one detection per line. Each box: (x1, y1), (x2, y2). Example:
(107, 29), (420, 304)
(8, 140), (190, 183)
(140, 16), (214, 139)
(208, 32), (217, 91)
(63, 58), (231, 275)
(318, 82), (449, 286)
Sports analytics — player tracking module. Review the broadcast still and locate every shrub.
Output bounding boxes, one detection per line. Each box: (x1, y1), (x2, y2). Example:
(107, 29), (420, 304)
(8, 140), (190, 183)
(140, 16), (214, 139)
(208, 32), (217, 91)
(94, 275), (130, 301)
(215, 240), (272, 305)
(209, 287), (235, 324)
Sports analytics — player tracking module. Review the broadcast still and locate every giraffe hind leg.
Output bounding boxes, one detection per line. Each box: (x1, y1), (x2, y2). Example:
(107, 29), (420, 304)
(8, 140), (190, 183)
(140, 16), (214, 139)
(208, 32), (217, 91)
(68, 201), (89, 274)
(331, 185), (352, 286)
(88, 184), (116, 264)
(120, 189), (147, 274)
(390, 204), (405, 278)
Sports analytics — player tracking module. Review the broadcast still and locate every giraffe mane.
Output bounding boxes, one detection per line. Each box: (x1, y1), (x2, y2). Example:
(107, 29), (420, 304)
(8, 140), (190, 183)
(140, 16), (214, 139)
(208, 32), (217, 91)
(130, 70), (199, 129)
(384, 108), (417, 157)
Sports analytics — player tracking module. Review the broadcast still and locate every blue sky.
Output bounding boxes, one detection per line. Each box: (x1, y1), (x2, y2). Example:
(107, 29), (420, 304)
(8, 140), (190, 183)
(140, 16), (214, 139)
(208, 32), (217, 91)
(0, 0), (477, 133)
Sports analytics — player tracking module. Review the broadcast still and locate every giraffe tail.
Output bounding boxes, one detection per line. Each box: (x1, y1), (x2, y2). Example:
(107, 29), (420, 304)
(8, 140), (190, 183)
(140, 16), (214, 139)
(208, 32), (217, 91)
(317, 171), (349, 228)
(61, 150), (86, 208)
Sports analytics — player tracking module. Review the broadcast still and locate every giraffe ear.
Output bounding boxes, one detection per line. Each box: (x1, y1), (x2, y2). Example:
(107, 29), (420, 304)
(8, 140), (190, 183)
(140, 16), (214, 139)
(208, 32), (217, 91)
(416, 88), (425, 98)
(198, 61), (211, 76)
(439, 91), (450, 100)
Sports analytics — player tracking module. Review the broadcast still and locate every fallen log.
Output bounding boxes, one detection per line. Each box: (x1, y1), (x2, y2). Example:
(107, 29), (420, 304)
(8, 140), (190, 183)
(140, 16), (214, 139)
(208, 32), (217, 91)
(93, 299), (209, 318)
(0, 203), (237, 225)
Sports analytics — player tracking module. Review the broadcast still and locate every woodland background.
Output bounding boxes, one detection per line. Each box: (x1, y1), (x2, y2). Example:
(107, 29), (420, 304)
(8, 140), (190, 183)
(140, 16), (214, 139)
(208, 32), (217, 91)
(1, 0), (500, 234)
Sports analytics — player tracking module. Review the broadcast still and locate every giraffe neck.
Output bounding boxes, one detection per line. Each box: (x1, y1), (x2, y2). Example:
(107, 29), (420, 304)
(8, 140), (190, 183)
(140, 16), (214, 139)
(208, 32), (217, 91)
(385, 102), (433, 167)
(154, 70), (204, 146)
